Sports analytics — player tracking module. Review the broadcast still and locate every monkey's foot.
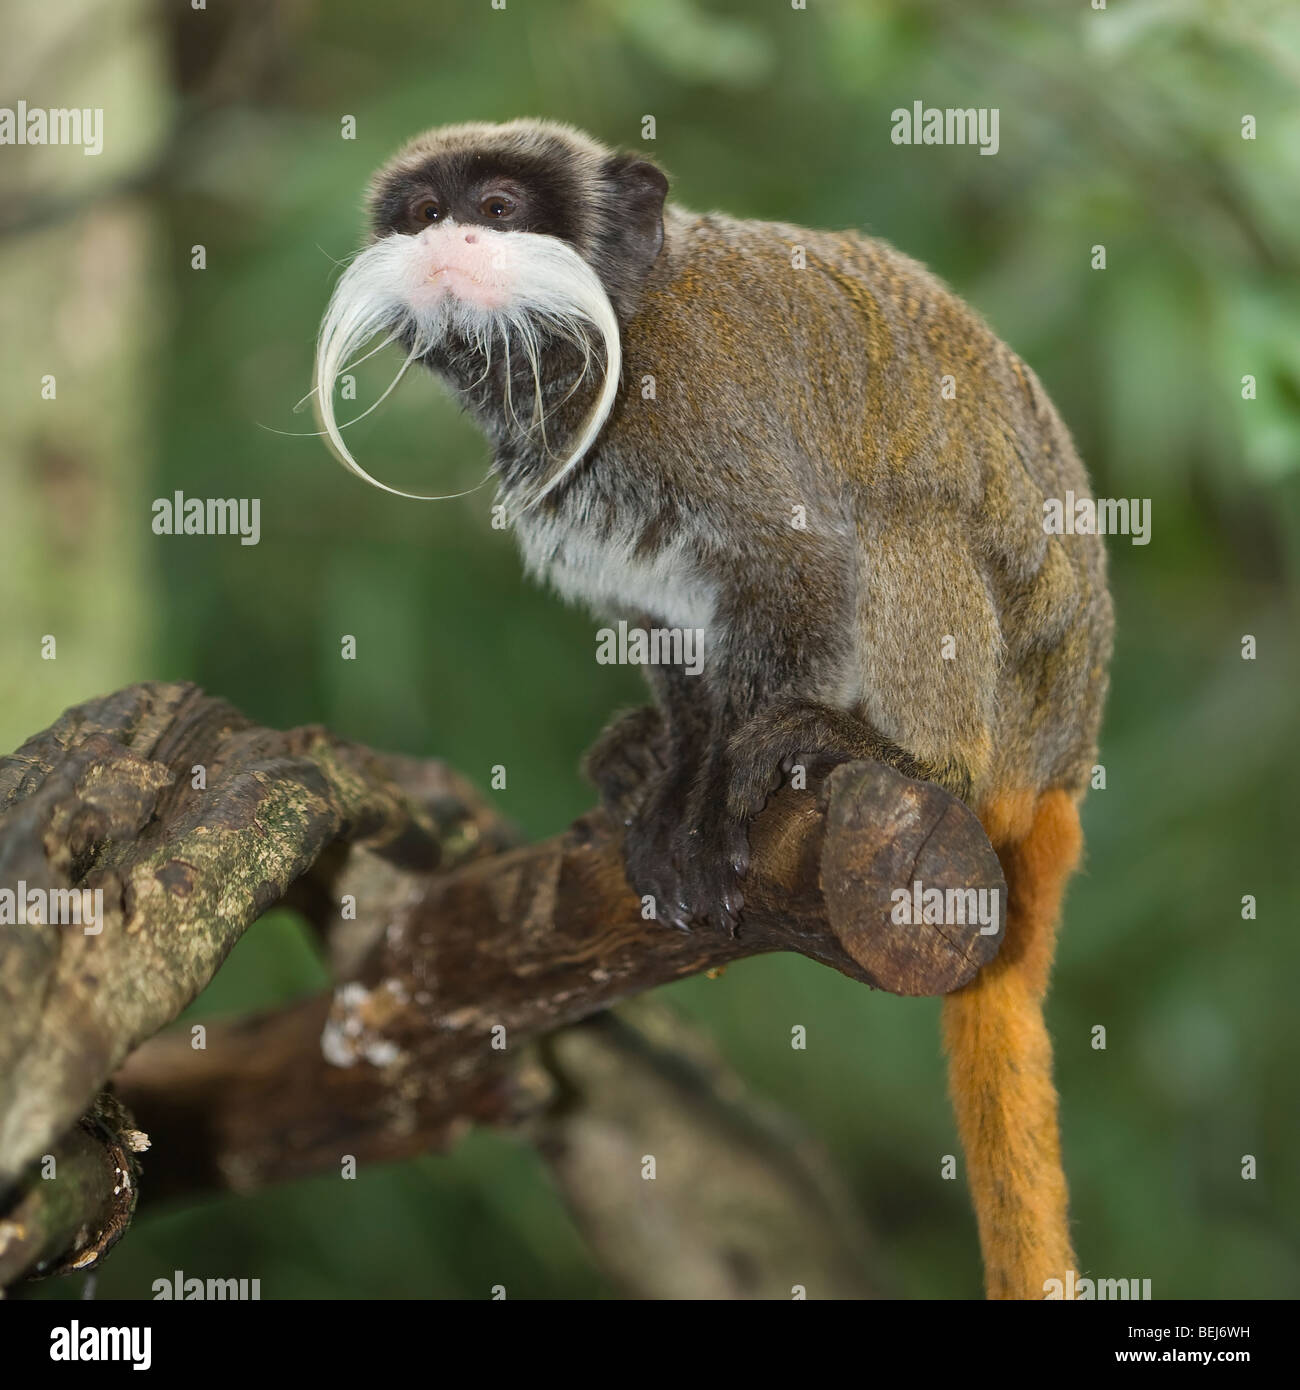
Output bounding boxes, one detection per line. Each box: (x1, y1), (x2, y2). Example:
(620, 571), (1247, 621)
(583, 705), (668, 826)
(618, 769), (749, 934)
(621, 799), (693, 932)
(653, 702), (941, 934)
(670, 812), (750, 936)
(616, 700), (949, 935)
(724, 697), (959, 817)
(623, 816), (749, 935)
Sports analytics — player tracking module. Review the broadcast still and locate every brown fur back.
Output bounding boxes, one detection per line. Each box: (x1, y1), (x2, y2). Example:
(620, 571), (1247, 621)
(625, 211), (1113, 805)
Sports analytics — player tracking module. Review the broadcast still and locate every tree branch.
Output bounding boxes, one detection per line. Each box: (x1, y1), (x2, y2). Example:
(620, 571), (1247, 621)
(0, 681), (1004, 1288)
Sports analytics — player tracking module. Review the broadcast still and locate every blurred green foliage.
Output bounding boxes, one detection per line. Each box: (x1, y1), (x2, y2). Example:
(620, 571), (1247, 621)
(8, 0), (1299, 1298)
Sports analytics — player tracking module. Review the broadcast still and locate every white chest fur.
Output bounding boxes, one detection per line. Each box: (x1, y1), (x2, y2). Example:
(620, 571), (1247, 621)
(514, 511), (717, 630)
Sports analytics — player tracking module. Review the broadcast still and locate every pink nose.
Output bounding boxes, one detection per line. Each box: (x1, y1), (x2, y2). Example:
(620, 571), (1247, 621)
(414, 225), (511, 309)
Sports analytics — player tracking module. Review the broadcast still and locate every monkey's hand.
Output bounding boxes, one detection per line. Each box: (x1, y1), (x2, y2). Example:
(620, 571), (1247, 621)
(619, 763), (724, 933)
(584, 701), (732, 931)
(582, 705), (669, 826)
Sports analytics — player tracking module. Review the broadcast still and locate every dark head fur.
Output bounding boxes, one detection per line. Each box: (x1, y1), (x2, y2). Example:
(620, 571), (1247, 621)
(367, 119), (668, 321)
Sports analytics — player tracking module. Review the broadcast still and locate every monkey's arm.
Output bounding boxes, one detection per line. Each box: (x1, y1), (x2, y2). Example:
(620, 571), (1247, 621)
(585, 637), (719, 930)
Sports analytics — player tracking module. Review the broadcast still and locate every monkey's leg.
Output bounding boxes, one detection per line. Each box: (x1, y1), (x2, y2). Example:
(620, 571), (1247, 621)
(942, 788), (1082, 1299)
(584, 607), (710, 826)
(663, 566), (872, 932)
(583, 705), (668, 826)
(595, 656), (715, 931)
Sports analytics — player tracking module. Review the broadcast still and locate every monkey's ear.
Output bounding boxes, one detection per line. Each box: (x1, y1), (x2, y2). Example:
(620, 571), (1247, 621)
(602, 154), (669, 279)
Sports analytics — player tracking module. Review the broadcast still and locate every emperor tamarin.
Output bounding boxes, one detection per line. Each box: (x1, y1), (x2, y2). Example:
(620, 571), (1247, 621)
(313, 118), (1114, 1300)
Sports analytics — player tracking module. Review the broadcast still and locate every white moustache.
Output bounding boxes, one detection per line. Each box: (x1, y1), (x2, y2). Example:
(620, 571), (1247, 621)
(313, 221), (621, 508)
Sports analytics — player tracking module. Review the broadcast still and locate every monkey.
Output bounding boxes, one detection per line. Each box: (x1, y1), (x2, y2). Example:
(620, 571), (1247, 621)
(313, 119), (1113, 1300)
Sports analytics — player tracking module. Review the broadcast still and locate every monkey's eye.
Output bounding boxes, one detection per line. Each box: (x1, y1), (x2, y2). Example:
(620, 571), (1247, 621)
(479, 192), (518, 220)
(413, 198), (443, 224)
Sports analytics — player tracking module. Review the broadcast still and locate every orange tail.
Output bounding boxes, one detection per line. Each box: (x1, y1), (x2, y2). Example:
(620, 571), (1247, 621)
(940, 787), (1083, 1299)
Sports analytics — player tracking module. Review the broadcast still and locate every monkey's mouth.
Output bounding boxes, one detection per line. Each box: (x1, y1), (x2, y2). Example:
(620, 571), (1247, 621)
(409, 227), (514, 311)
(313, 221), (623, 507)
(420, 261), (510, 311)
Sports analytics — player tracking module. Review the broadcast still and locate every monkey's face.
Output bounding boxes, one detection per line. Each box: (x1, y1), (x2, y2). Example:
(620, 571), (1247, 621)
(313, 120), (668, 505)
(370, 152), (580, 253)
(365, 122), (668, 311)
(365, 159), (574, 313)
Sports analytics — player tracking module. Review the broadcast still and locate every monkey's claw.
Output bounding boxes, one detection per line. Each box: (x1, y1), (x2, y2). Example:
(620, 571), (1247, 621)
(620, 788), (692, 929)
(619, 794), (751, 934)
(679, 819), (749, 935)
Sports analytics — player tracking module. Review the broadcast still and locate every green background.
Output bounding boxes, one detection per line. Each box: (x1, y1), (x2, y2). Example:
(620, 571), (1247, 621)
(4, 0), (1298, 1298)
